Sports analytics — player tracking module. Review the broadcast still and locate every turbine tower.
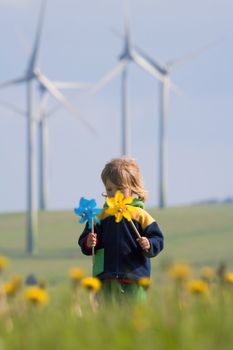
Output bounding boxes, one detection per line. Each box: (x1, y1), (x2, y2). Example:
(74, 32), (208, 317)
(0, 0), (94, 254)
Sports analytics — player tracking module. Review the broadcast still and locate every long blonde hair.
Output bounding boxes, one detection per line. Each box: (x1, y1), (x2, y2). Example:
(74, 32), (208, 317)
(101, 157), (147, 202)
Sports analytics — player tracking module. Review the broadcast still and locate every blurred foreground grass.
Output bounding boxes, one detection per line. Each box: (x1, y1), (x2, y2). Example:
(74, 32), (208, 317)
(0, 205), (233, 350)
(0, 270), (233, 350)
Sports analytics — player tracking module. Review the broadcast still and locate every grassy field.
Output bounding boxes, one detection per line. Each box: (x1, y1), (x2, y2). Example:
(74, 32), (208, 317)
(0, 204), (232, 283)
(0, 204), (233, 350)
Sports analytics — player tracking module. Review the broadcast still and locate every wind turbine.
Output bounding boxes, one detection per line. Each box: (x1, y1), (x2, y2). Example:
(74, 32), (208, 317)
(0, 81), (92, 213)
(124, 39), (221, 208)
(0, 0), (94, 254)
(36, 79), (92, 211)
(88, 0), (164, 156)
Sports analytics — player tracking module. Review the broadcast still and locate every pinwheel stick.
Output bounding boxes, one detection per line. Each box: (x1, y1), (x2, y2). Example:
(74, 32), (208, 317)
(129, 219), (141, 239)
(79, 214), (95, 265)
(117, 207), (141, 239)
(129, 219), (149, 252)
(91, 218), (95, 264)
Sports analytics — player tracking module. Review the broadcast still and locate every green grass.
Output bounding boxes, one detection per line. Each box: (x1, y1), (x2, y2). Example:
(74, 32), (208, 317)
(1, 205), (233, 350)
(155, 204), (233, 269)
(1, 280), (233, 350)
(0, 204), (233, 282)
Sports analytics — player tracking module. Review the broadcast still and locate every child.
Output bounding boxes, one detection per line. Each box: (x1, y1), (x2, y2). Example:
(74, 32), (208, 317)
(78, 157), (164, 302)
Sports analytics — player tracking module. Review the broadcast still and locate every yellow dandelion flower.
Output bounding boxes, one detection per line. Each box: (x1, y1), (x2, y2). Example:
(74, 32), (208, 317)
(2, 276), (22, 297)
(69, 267), (85, 281)
(186, 279), (209, 295)
(24, 286), (49, 305)
(201, 266), (215, 282)
(168, 263), (192, 281)
(81, 277), (102, 293)
(2, 282), (16, 296)
(224, 272), (233, 284)
(0, 256), (9, 271)
(138, 277), (151, 289)
(105, 191), (136, 223)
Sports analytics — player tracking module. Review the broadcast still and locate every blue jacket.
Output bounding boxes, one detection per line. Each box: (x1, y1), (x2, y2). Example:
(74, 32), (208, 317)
(78, 201), (164, 281)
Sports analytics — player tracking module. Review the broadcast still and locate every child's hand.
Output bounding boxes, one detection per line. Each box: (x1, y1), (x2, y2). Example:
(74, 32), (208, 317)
(137, 237), (150, 251)
(87, 232), (97, 248)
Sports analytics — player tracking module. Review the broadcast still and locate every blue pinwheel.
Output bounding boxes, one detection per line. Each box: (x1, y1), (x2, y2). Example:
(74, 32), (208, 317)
(74, 197), (102, 229)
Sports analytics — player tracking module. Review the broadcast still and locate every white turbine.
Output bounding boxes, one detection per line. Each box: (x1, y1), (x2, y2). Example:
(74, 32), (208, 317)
(0, 0), (94, 254)
(1, 79), (92, 213)
(36, 80), (92, 211)
(88, 0), (164, 156)
(128, 39), (222, 208)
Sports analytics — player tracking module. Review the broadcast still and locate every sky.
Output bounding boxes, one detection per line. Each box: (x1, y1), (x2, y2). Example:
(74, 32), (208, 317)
(0, 0), (232, 213)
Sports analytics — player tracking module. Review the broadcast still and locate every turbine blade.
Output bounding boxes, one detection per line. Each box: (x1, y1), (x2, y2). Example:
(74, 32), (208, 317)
(166, 38), (223, 71)
(111, 26), (165, 73)
(52, 82), (93, 89)
(0, 76), (28, 89)
(131, 50), (164, 82)
(88, 59), (128, 96)
(0, 99), (26, 117)
(133, 48), (165, 73)
(27, 0), (47, 72)
(123, 0), (131, 52)
(35, 71), (96, 134)
(111, 28), (181, 93)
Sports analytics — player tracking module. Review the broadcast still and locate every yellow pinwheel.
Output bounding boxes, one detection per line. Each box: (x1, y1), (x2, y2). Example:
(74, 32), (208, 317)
(105, 191), (136, 223)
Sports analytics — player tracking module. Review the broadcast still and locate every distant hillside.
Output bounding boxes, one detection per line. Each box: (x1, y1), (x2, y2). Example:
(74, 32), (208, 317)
(191, 196), (233, 205)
